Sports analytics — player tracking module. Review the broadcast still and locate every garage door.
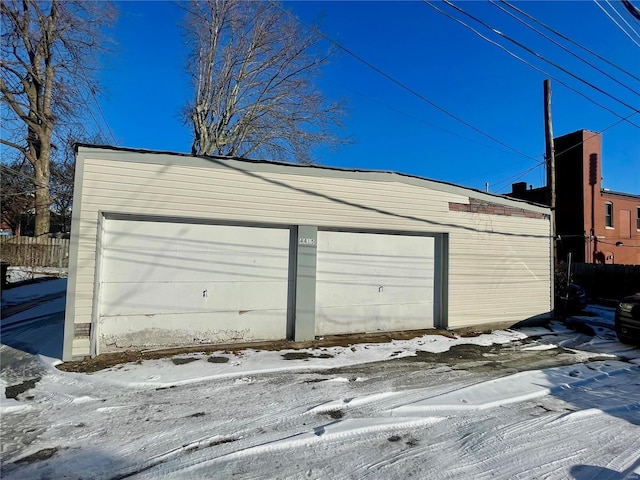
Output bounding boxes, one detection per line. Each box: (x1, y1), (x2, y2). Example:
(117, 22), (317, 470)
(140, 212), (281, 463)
(315, 231), (435, 335)
(98, 218), (291, 352)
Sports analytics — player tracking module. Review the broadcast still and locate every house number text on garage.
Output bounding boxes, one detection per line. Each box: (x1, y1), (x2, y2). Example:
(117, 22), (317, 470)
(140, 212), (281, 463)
(298, 237), (316, 246)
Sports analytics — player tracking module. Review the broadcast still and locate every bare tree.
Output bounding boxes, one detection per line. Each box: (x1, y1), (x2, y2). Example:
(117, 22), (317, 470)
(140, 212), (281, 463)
(50, 146), (75, 235)
(49, 131), (107, 235)
(0, 0), (116, 236)
(0, 159), (33, 236)
(183, 0), (347, 163)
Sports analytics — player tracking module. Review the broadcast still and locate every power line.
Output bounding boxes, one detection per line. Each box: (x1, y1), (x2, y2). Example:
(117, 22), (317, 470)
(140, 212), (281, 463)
(68, 46), (118, 144)
(274, 0), (636, 194)
(0, 189), (36, 198)
(622, 0), (640, 21)
(438, 0), (640, 114)
(594, 0), (640, 47)
(424, 0), (640, 129)
(605, 0), (640, 40)
(499, 0), (640, 83)
(336, 82), (538, 159)
(493, 161), (545, 193)
(0, 164), (43, 187)
(554, 112), (638, 161)
(86, 85), (117, 144)
(488, 0), (640, 99)
(272, 1), (541, 164)
(492, 112), (638, 193)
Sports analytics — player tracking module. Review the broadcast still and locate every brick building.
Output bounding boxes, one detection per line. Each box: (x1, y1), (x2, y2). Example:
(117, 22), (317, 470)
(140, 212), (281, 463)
(509, 129), (639, 266)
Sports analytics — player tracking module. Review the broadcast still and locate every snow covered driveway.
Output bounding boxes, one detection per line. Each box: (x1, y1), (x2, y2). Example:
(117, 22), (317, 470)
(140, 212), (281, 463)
(1, 280), (639, 479)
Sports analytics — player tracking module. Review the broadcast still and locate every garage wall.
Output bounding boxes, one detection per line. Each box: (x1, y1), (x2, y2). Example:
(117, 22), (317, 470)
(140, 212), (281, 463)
(65, 147), (551, 359)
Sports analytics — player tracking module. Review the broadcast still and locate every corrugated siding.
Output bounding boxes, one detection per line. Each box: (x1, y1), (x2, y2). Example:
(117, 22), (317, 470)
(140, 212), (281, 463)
(67, 155), (551, 357)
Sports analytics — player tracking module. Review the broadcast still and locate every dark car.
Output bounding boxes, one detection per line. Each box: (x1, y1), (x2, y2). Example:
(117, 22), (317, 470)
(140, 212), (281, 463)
(615, 293), (640, 345)
(556, 283), (588, 315)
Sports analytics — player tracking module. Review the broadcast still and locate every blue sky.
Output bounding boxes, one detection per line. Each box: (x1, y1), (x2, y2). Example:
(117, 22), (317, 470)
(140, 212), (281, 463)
(96, 1), (639, 195)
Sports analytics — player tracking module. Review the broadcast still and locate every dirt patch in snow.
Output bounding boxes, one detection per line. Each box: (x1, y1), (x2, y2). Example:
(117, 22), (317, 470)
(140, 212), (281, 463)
(403, 340), (594, 373)
(5, 377), (41, 400)
(281, 352), (334, 360)
(57, 330), (455, 373)
(207, 356), (230, 363)
(323, 409), (344, 419)
(14, 447), (58, 464)
(171, 357), (199, 365)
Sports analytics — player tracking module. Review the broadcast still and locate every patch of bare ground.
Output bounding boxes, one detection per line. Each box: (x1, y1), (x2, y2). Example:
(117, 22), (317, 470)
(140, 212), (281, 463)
(56, 330), (456, 373)
(5, 377), (41, 400)
(14, 447), (59, 464)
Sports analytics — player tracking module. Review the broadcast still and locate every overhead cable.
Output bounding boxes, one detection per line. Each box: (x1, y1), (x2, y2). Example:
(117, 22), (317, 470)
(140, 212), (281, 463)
(51, 43), (118, 145)
(594, 0), (640, 47)
(499, 0), (640, 82)
(423, 1), (640, 128)
(438, 0), (640, 114)
(341, 83), (536, 158)
(622, 0), (640, 20)
(604, 0), (640, 40)
(0, 164), (40, 185)
(272, 1), (541, 163)
(493, 111), (638, 193)
(489, 0), (640, 98)
(493, 161), (545, 193)
(551, 112), (639, 161)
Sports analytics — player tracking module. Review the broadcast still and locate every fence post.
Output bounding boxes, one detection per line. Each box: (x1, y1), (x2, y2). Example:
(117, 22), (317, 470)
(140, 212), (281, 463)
(58, 242), (63, 278)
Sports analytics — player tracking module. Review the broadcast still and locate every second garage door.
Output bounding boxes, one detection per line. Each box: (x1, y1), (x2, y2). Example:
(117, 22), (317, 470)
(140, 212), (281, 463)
(315, 231), (435, 335)
(98, 218), (291, 352)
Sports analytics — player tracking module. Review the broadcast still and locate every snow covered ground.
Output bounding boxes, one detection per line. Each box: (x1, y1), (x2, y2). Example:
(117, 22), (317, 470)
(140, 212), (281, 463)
(1, 279), (639, 479)
(5, 266), (68, 284)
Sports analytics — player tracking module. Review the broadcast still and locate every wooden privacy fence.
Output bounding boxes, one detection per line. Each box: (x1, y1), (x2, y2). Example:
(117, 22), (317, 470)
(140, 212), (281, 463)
(0, 237), (70, 268)
(571, 263), (640, 300)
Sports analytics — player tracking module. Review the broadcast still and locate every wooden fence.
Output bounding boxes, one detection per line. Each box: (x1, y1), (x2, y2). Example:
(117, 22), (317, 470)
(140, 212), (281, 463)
(571, 263), (640, 300)
(0, 236), (70, 268)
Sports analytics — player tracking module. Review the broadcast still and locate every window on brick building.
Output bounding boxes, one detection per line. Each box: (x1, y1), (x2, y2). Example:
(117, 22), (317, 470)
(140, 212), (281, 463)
(637, 206), (640, 230)
(605, 202), (613, 228)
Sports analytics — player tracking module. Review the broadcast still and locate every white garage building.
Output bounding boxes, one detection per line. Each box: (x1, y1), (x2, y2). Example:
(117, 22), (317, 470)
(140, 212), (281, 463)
(62, 145), (552, 361)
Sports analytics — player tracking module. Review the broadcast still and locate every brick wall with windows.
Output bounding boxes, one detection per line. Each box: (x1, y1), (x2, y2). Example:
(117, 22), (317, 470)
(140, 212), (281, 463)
(594, 191), (640, 265)
(509, 129), (639, 265)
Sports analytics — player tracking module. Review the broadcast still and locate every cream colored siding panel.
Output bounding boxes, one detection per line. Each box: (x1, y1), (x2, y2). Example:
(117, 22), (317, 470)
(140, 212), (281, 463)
(72, 338), (90, 356)
(73, 307), (93, 317)
(74, 301), (94, 311)
(74, 283), (95, 294)
(446, 222), (551, 328)
(79, 180), (453, 215)
(82, 160), (469, 203)
(82, 162), (464, 210)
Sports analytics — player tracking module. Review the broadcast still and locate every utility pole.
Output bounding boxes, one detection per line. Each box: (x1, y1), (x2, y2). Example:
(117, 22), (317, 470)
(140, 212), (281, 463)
(544, 79), (557, 264)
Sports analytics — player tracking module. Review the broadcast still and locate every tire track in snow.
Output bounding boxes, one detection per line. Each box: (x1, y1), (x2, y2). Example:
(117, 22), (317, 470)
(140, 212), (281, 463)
(347, 363), (640, 479)
(390, 362), (637, 415)
(302, 375), (494, 419)
(146, 362), (639, 479)
(599, 436), (640, 478)
(144, 417), (444, 478)
(427, 399), (639, 479)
